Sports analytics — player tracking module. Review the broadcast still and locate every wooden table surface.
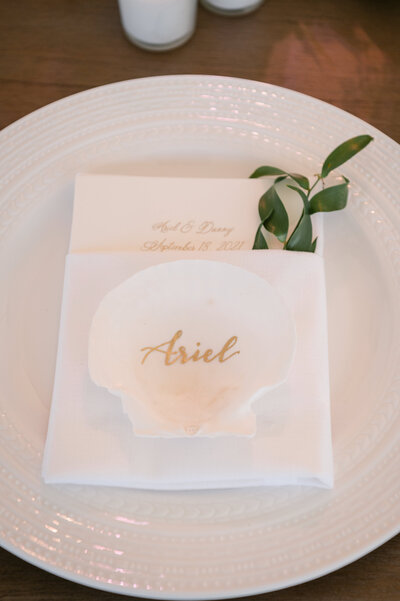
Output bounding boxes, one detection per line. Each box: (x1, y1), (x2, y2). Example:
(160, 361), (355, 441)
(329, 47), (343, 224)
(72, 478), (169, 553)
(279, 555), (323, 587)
(0, 1), (399, 599)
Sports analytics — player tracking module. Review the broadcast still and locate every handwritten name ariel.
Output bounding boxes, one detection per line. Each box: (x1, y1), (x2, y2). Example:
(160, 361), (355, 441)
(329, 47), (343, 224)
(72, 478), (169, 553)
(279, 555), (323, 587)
(140, 330), (240, 366)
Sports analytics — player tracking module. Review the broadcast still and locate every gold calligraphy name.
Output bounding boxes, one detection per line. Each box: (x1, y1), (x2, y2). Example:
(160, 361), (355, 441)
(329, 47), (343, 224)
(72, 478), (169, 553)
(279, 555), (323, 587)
(140, 330), (240, 366)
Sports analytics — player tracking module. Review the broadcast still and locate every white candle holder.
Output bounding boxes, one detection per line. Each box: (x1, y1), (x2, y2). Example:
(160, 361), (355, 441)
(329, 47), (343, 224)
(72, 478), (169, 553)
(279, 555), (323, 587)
(200, 0), (264, 16)
(118, 0), (198, 51)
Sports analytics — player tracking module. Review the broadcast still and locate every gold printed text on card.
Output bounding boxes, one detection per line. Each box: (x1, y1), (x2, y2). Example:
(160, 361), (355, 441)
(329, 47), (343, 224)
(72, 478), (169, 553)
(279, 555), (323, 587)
(140, 330), (240, 366)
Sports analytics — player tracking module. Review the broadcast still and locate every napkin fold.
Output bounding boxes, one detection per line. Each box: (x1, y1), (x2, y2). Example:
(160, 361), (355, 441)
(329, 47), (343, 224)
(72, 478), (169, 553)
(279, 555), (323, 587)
(43, 249), (333, 489)
(43, 174), (332, 490)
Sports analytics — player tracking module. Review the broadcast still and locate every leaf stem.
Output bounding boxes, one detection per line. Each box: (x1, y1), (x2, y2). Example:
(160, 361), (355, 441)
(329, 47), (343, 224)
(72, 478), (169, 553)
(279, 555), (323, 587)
(307, 175), (321, 198)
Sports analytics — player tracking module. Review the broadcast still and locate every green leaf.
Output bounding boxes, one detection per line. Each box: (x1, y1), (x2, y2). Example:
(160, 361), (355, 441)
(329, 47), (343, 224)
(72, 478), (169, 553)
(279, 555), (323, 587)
(289, 173), (309, 190)
(249, 166), (309, 190)
(253, 223), (268, 249)
(259, 185), (289, 242)
(287, 184), (309, 211)
(321, 135), (373, 178)
(274, 175), (287, 184)
(309, 183), (348, 214)
(285, 211), (312, 252)
(284, 184), (314, 251)
(310, 237), (318, 253)
(258, 188), (275, 222)
(249, 166), (287, 179)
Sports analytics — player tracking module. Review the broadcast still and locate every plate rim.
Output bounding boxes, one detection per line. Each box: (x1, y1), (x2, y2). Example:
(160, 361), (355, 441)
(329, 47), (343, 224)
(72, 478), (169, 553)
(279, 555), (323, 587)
(2, 527), (399, 599)
(1, 74), (400, 149)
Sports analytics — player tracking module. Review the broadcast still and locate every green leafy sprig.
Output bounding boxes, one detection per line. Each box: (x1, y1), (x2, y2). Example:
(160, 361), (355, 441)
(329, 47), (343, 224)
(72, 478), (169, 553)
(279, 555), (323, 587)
(251, 135), (373, 252)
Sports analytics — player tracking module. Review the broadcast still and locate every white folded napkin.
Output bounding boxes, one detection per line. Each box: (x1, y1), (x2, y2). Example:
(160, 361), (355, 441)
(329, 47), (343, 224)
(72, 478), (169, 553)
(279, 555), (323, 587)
(42, 174), (332, 489)
(69, 173), (324, 256)
(43, 250), (333, 489)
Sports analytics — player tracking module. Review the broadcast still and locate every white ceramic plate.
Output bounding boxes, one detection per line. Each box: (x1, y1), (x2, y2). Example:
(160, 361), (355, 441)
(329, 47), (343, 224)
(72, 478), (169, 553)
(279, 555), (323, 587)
(0, 76), (399, 599)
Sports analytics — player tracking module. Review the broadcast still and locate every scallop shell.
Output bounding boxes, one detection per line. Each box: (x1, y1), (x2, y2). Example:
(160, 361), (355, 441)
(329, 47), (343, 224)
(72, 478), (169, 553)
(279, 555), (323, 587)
(88, 260), (296, 437)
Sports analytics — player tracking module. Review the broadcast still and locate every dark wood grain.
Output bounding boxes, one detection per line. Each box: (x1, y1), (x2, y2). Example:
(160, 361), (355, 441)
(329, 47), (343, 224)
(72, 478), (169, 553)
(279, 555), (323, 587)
(0, 0), (399, 599)
(0, 0), (399, 140)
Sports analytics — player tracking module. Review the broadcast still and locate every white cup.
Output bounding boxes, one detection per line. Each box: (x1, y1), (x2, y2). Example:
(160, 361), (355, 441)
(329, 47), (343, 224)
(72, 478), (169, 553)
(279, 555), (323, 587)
(118, 0), (198, 51)
(200, 0), (264, 15)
